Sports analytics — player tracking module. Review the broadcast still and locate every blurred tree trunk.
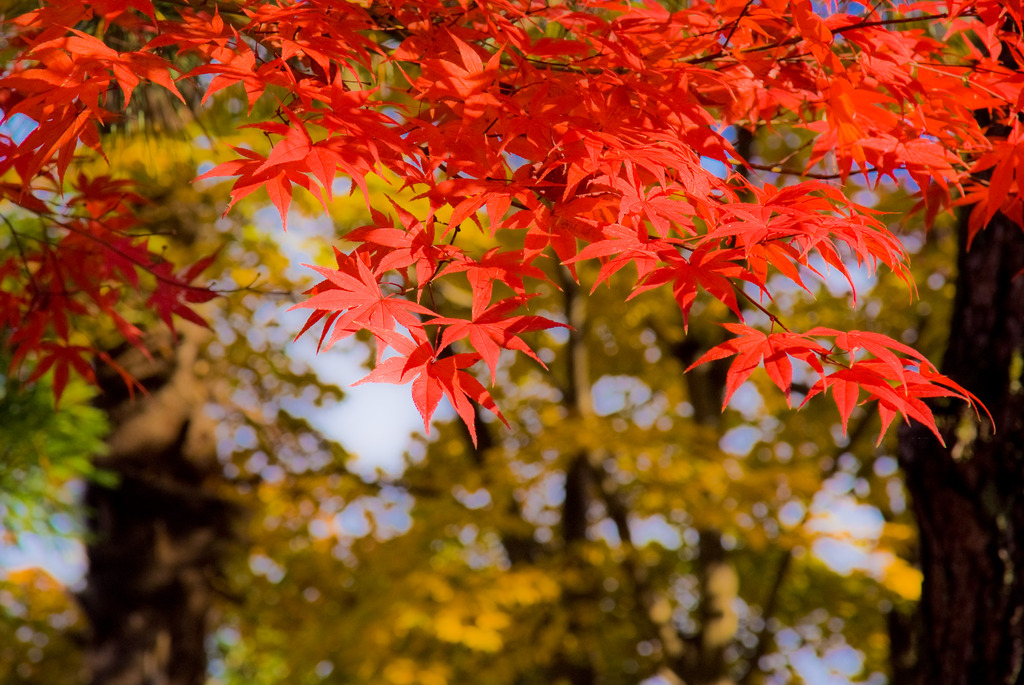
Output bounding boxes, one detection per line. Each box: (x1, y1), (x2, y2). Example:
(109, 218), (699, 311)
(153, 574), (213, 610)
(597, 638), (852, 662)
(78, 327), (236, 685)
(674, 338), (738, 685)
(897, 211), (1024, 685)
(554, 271), (599, 685)
(558, 266), (741, 685)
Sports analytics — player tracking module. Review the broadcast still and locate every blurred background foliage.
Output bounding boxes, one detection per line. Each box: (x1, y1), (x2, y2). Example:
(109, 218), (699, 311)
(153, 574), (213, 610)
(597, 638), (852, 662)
(0, 364), (109, 538)
(0, 3), (965, 684)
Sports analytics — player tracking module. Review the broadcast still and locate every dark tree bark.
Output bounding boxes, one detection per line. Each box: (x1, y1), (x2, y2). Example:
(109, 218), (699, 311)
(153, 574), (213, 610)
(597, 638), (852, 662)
(78, 328), (236, 685)
(897, 212), (1024, 685)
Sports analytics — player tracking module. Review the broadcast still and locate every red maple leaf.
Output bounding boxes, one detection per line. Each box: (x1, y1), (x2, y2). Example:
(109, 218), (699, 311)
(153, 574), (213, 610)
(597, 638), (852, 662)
(0, 0), (1007, 457)
(439, 248), (547, 319)
(145, 251), (220, 335)
(346, 202), (462, 297)
(687, 323), (831, 408)
(429, 296), (569, 382)
(567, 223), (682, 289)
(633, 246), (753, 328)
(291, 250), (435, 351)
(354, 332), (506, 445)
(26, 342), (95, 405)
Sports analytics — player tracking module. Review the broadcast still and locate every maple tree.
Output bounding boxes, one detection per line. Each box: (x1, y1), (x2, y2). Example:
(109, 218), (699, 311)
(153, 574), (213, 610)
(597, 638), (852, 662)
(4, 0), (1024, 683)
(3, 0), (1014, 441)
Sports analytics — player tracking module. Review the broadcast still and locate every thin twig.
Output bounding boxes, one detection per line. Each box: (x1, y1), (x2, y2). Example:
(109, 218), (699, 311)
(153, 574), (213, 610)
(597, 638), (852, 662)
(721, 0), (754, 51)
(688, 12), (955, 65)
(737, 287), (791, 333)
(746, 162), (883, 181)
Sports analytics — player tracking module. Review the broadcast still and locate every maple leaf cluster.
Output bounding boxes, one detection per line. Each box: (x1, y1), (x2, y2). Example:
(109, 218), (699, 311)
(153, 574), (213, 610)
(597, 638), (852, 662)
(2, 0), (1021, 441)
(0, 1), (219, 401)
(0, 165), (216, 401)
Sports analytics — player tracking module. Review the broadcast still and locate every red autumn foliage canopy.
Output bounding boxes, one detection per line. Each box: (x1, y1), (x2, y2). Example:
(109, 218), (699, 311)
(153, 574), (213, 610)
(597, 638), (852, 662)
(2, 0), (1018, 443)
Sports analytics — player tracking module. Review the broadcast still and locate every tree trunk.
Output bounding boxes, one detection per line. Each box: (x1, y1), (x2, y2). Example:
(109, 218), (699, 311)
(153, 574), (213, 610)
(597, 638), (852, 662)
(78, 328), (236, 685)
(554, 272), (599, 685)
(673, 332), (738, 685)
(689, 530), (739, 685)
(897, 212), (1024, 685)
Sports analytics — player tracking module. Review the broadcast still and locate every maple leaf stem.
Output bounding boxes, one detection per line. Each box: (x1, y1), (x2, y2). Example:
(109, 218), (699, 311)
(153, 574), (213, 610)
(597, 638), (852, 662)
(774, 137), (816, 166)
(821, 350), (853, 371)
(426, 285), (443, 348)
(736, 287), (791, 333)
(424, 234), (459, 288)
(503, 43), (613, 76)
(509, 197), (530, 212)
(218, 273), (295, 298)
(721, 0), (754, 51)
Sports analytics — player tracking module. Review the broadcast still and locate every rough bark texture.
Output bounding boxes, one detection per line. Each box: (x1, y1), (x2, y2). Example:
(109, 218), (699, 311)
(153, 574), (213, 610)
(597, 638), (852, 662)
(78, 327), (235, 685)
(897, 212), (1024, 685)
